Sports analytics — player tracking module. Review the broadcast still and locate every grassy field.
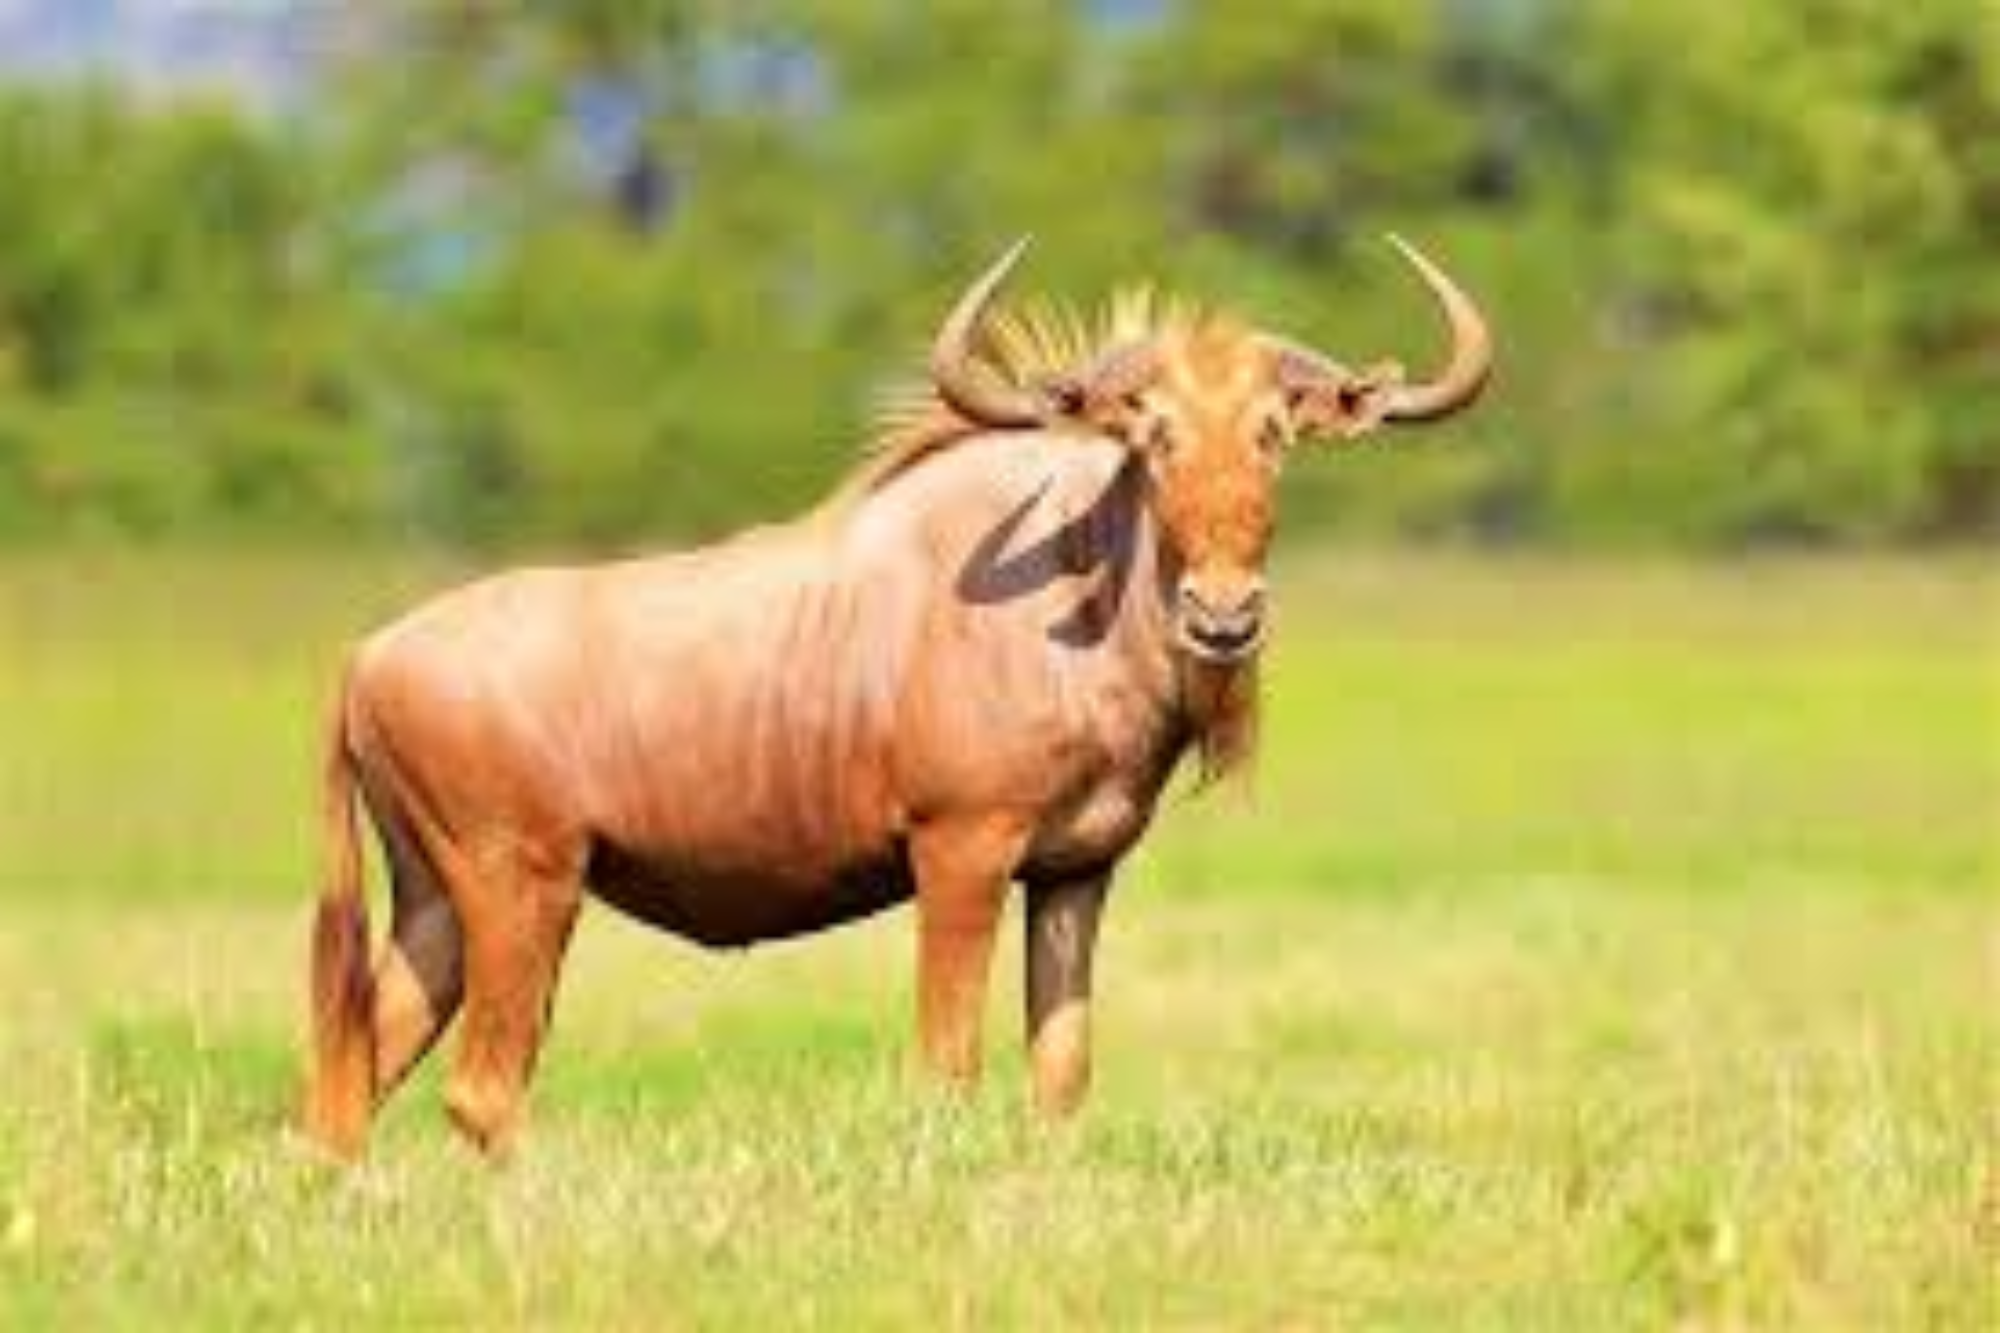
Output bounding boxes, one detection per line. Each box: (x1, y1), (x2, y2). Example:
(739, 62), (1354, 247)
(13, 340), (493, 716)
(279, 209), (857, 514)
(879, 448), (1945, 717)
(0, 548), (1993, 1328)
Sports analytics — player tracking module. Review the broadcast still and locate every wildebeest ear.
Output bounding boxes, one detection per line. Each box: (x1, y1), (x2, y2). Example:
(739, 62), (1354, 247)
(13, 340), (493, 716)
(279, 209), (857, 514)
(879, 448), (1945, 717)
(1036, 340), (1158, 435)
(1027, 371), (1091, 418)
(1290, 359), (1407, 443)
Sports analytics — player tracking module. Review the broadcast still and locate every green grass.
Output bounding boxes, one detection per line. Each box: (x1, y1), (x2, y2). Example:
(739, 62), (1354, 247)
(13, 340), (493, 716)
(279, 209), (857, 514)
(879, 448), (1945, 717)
(1, 548), (1993, 1328)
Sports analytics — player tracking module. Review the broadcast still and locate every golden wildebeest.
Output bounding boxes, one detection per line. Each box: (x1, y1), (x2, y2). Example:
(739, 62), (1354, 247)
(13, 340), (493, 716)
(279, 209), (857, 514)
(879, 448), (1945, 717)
(303, 237), (1491, 1159)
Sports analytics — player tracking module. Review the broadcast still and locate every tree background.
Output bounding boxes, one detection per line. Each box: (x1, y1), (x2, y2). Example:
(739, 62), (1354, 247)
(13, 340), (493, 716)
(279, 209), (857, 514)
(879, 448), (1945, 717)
(0, 0), (1993, 550)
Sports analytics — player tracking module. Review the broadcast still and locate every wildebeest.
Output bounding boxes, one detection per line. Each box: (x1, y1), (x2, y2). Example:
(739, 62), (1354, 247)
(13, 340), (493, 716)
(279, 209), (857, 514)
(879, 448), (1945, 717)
(302, 237), (1490, 1159)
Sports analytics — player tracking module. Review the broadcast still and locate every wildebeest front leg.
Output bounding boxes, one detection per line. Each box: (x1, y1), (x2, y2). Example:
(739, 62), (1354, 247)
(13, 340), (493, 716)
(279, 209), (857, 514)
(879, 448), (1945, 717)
(911, 816), (1029, 1088)
(1024, 871), (1108, 1117)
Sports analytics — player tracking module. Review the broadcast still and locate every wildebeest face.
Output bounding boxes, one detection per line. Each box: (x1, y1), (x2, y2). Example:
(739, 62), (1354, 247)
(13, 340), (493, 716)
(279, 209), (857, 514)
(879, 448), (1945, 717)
(925, 235), (1493, 666)
(1088, 321), (1286, 664)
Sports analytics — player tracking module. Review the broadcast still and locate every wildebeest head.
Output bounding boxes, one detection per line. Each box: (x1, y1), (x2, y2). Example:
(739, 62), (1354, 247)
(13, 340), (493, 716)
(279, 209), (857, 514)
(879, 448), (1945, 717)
(928, 237), (1492, 664)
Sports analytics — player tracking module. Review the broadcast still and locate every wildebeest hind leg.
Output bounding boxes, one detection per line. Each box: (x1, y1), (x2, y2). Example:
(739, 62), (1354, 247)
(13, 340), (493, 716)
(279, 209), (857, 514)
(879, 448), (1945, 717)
(442, 844), (584, 1159)
(367, 797), (465, 1105)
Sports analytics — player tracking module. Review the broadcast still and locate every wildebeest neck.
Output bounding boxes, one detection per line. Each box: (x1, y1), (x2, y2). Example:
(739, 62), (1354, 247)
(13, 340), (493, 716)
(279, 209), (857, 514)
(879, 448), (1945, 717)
(954, 453), (1147, 651)
(940, 441), (1252, 782)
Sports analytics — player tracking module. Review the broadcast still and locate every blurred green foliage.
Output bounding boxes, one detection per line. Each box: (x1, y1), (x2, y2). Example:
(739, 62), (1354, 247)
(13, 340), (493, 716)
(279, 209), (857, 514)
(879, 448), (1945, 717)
(0, 0), (1994, 548)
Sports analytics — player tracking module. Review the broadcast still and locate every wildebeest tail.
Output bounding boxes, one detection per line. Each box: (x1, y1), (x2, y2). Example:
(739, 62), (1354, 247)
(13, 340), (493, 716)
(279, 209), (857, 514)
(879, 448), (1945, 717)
(302, 664), (375, 1158)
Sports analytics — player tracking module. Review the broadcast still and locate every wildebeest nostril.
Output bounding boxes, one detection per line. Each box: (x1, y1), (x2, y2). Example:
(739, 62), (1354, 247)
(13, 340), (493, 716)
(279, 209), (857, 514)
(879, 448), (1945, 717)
(1181, 612), (1265, 661)
(1176, 579), (1268, 663)
(1180, 581), (1265, 630)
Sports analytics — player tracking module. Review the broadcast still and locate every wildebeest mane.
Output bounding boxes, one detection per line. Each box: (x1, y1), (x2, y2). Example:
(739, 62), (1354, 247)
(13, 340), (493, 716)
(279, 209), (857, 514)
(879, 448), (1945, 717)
(820, 286), (1205, 513)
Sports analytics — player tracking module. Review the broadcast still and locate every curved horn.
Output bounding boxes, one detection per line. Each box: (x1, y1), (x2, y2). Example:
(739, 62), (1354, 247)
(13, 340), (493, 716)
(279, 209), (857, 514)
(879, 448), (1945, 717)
(1379, 234), (1492, 422)
(928, 236), (1045, 428)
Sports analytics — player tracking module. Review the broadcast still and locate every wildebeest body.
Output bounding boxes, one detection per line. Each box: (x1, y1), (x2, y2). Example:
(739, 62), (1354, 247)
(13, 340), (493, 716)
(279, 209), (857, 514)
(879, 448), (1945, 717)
(301, 237), (1489, 1159)
(345, 436), (1178, 950)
